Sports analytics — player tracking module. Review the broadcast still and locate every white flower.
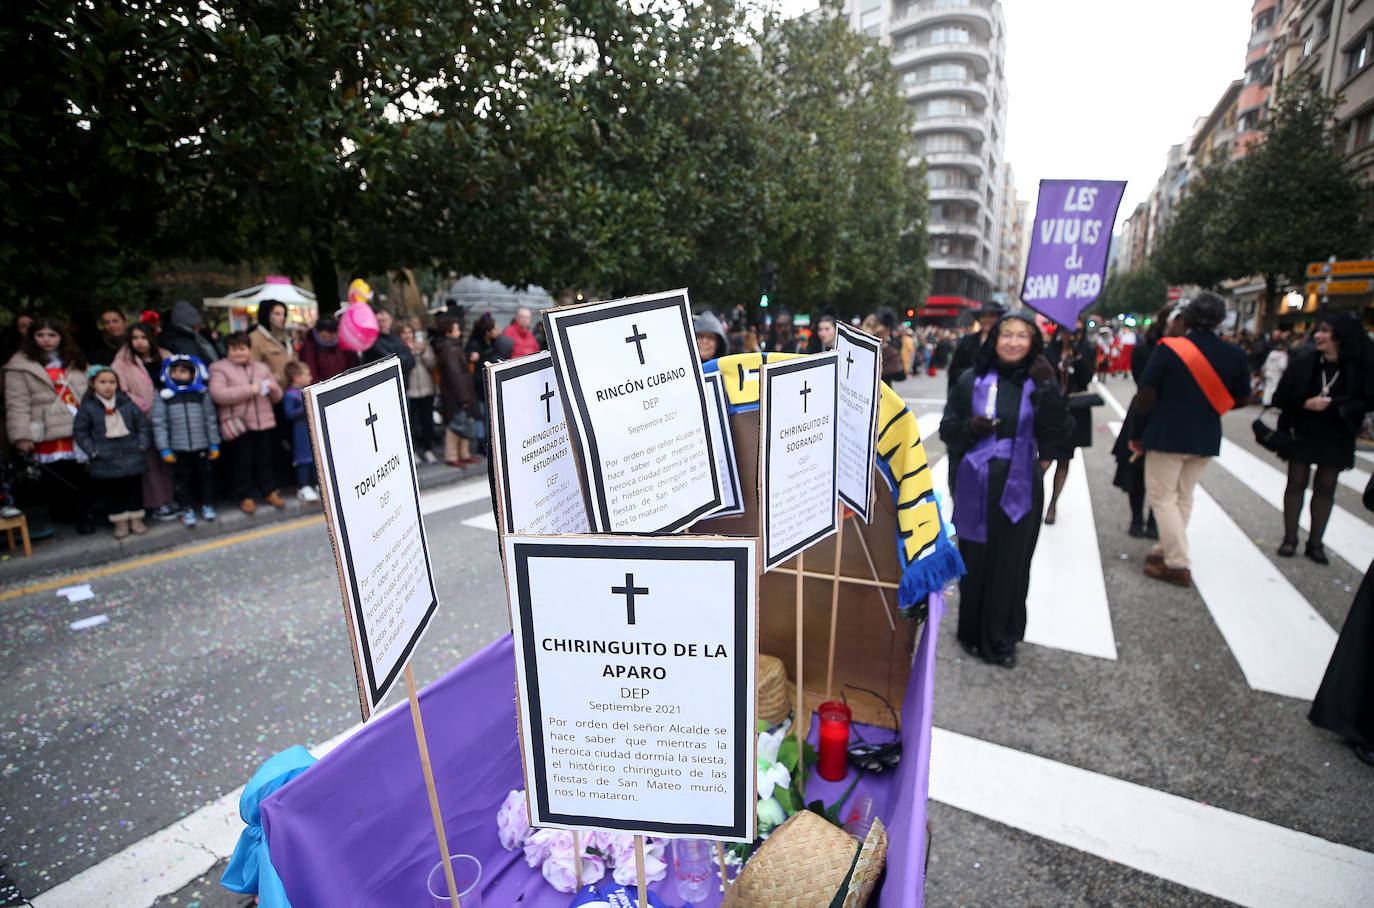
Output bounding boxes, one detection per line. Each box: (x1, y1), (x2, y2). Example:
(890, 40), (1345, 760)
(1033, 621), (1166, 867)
(757, 796), (787, 833)
(757, 727), (785, 765)
(757, 759), (791, 801)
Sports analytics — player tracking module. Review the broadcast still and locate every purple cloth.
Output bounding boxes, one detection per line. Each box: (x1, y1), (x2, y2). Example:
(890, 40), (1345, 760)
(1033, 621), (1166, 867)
(1020, 180), (1127, 327)
(261, 595), (945, 908)
(954, 375), (1035, 543)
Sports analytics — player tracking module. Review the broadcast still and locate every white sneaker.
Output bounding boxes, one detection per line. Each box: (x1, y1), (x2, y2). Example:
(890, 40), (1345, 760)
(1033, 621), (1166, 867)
(422, 450), (438, 464)
(297, 485), (320, 502)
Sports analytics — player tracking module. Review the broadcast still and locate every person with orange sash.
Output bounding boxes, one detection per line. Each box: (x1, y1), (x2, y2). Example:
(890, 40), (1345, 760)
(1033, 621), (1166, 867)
(1128, 293), (1252, 587)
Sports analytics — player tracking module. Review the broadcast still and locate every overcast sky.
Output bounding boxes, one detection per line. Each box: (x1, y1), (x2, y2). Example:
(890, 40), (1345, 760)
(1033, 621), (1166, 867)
(779, 1), (1255, 232)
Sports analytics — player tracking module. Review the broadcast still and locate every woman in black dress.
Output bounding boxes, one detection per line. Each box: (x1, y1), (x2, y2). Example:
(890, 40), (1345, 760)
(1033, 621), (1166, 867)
(1272, 313), (1373, 564)
(1041, 319), (1095, 525)
(940, 311), (1073, 668)
(1309, 474), (1374, 767)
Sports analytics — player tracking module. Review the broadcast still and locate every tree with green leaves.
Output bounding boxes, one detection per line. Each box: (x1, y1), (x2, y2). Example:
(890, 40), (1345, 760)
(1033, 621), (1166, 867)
(3, 0), (926, 323)
(1094, 263), (1168, 318)
(758, 0), (928, 318)
(1154, 75), (1373, 322)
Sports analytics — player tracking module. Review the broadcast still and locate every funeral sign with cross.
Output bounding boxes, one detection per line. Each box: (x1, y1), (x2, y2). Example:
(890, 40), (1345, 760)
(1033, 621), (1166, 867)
(303, 357), (439, 719)
(503, 534), (758, 840)
(543, 290), (721, 533)
(702, 371), (745, 518)
(487, 352), (591, 537)
(832, 321), (882, 523)
(759, 352), (840, 571)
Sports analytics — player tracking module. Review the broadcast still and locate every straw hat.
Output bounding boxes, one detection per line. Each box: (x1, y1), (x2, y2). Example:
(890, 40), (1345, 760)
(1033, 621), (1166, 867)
(722, 809), (886, 908)
(757, 654), (795, 727)
(843, 817), (888, 908)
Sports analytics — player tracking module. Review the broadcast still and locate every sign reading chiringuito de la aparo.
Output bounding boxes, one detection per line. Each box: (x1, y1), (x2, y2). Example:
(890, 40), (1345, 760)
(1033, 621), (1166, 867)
(504, 535), (757, 842)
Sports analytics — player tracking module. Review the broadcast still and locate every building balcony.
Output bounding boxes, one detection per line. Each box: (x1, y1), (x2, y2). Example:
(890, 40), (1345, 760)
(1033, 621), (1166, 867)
(892, 40), (993, 74)
(928, 255), (992, 280)
(912, 114), (989, 141)
(929, 220), (984, 241)
(903, 78), (990, 107)
(889, 0), (995, 41)
(926, 184), (986, 209)
(920, 149), (986, 175)
(1237, 81), (1269, 114)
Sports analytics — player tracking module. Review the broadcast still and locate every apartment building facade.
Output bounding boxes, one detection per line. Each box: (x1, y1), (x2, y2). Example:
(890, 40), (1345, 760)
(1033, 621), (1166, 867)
(848, 0), (1009, 322)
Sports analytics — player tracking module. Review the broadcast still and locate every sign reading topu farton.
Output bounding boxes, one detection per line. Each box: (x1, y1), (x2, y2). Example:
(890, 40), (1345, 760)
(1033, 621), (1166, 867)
(505, 535), (757, 841)
(304, 358), (439, 719)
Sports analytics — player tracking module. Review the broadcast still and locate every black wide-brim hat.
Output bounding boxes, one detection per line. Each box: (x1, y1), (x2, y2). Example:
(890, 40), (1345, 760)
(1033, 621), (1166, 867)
(974, 301), (1007, 318)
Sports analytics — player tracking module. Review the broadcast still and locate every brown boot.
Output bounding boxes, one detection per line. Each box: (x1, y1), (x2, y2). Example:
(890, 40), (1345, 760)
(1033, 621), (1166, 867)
(129, 512), (147, 535)
(1145, 551), (1165, 567)
(1143, 560), (1192, 587)
(112, 518), (130, 539)
(264, 491), (286, 508)
(240, 498), (257, 515)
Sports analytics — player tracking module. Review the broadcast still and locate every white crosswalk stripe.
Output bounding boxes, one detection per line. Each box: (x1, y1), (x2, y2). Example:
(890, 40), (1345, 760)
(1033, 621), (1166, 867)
(1106, 420), (1336, 700)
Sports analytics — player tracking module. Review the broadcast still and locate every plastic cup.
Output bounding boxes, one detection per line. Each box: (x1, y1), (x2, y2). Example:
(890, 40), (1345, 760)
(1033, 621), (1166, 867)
(842, 793), (878, 842)
(427, 854), (483, 908)
(672, 837), (715, 903)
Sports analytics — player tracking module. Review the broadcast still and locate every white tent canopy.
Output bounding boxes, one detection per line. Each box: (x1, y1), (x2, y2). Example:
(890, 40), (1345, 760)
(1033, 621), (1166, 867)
(203, 275), (316, 309)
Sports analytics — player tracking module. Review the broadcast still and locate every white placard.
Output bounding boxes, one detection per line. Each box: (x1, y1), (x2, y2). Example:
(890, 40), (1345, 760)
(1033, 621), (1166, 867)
(304, 358), (439, 719)
(487, 352), (592, 536)
(702, 371), (744, 518)
(543, 290), (721, 533)
(760, 353), (840, 571)
(833, 322), (882, 523)
(505, 534), (757, 841)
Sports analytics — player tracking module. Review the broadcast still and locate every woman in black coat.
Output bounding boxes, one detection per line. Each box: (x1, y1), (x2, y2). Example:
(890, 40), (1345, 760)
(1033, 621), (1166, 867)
(1272, 312), (1373, 564)
(1041, 320), (1096, 525)
(1309, 474), (1374, 767)
(940, 311), (1074, 668)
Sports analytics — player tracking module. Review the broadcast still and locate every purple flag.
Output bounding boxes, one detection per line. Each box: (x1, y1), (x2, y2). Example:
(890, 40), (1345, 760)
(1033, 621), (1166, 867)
(1019, 179), (1127, 327)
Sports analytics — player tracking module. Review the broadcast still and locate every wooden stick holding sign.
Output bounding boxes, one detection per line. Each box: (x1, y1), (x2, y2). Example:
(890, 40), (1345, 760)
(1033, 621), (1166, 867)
(302, 358), (454, 903)
(795, 548), (806, 742)
(826, 501), (845, 699)
(759, 353), (840, 749)
(405, 665), (460, 906)
(635, 836), (649, 908)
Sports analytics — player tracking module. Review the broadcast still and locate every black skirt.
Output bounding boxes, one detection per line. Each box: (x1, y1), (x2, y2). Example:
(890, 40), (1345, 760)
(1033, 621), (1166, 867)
(1041, 407), (1092, 460)
(1309, 558), (1374, 747)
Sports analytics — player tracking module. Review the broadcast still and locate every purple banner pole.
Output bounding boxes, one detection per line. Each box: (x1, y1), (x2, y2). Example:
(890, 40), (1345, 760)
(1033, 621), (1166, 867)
(1019, 179), (1127, 327)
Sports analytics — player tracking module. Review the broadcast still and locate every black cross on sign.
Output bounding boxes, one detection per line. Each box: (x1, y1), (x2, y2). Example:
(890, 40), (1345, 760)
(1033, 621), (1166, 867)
(799, 380), (812, 414)
(612, 572), (649, 625)
(625, 324), (648, 365)
(540, 382), (555, 423)
(845, 351), (854, 379)
(364, 403), (380, 453)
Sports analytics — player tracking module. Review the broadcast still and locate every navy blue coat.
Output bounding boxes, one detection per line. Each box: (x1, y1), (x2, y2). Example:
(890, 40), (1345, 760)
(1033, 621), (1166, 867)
(1131, 329), (1251, 456)
(73, 392), (152, 479)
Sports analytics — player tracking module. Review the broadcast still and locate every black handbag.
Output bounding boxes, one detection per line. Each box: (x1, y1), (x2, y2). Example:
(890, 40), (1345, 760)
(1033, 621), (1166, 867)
(1066, 391), (1104, 411)
(1252, 407), (1296, 453)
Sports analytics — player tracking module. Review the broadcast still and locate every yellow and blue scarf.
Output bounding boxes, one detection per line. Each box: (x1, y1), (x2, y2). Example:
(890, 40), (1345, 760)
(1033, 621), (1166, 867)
(705, 352), (963, 618)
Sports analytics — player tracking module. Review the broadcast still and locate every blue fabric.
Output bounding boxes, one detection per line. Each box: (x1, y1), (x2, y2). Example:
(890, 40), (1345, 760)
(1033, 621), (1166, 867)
(221, 745), (317, 906)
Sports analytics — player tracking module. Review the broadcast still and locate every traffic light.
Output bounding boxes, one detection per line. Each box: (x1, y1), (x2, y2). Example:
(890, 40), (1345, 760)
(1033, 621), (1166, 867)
(906, 307), (915, 318)
(760, 293), (770, 308)
(760, 260), (777, 309)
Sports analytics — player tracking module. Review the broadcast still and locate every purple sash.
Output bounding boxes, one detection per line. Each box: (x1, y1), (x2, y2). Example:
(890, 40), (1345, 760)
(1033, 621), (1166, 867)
(954, 372), (1036, 543)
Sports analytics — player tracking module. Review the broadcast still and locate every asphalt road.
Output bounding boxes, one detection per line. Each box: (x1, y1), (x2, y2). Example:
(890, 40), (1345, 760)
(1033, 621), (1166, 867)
(2, 370), (1372, 907)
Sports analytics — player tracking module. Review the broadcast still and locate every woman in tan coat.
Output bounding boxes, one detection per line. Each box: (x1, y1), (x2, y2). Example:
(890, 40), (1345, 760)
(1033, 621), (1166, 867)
(4, 316), (94, 531)
(209, 332), (284, 514)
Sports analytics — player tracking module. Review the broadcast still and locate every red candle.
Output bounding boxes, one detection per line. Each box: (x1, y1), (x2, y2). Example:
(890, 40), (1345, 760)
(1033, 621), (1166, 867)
(816, 701), (852, 782)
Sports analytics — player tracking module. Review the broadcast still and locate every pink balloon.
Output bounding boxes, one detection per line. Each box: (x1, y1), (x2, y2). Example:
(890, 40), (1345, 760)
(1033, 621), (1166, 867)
(337, 303), (379, 352)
